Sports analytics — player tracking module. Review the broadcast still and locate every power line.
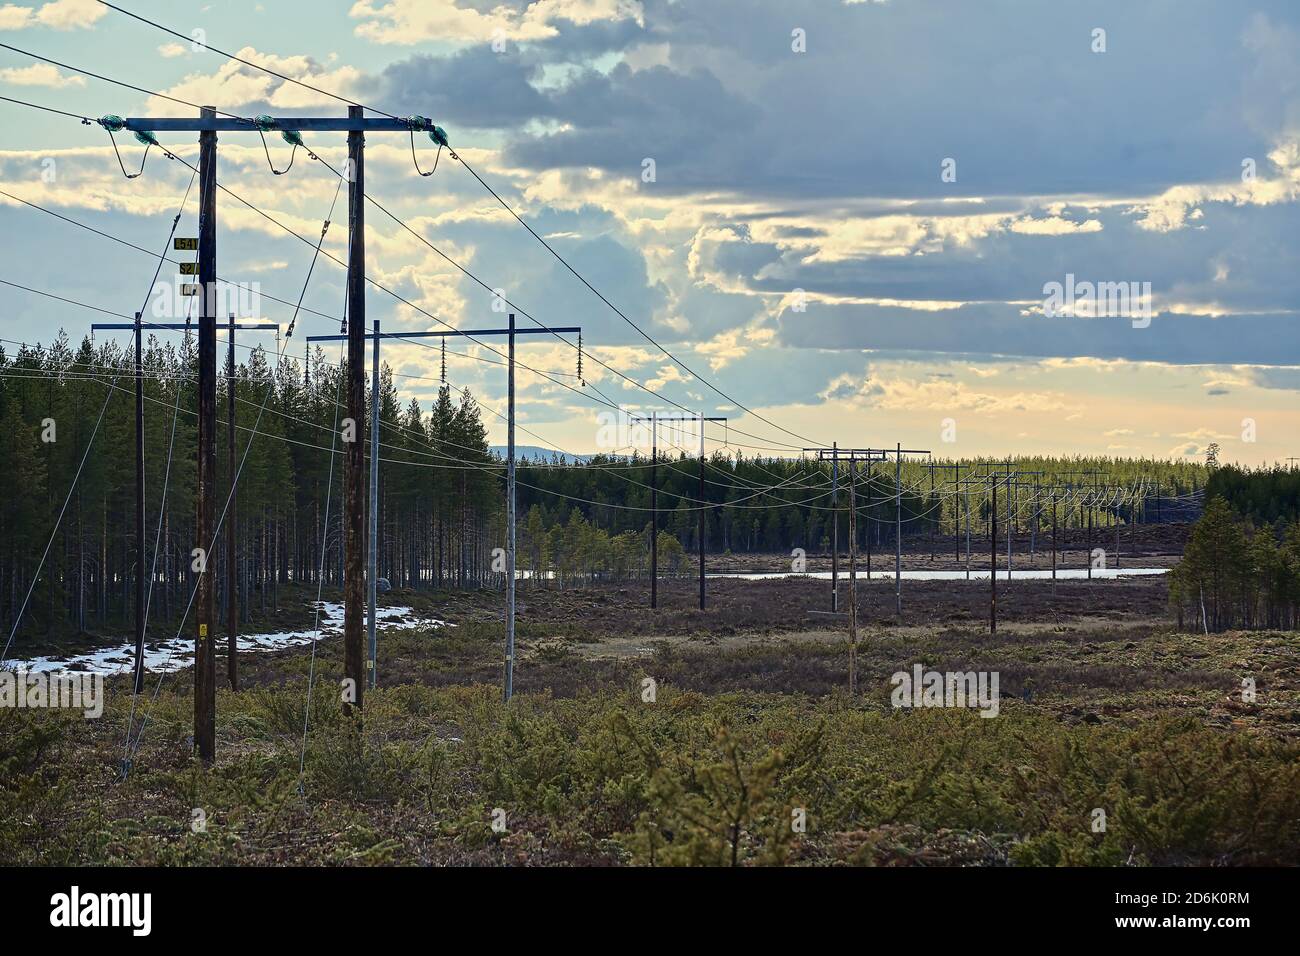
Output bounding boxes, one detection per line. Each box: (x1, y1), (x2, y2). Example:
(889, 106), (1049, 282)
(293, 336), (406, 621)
(95, 1), (394, 118)
(0, 93), (94, 123)
(0, 83), (816, 457)
(77, 6), (825, 449)
(0, 39), (248, 121)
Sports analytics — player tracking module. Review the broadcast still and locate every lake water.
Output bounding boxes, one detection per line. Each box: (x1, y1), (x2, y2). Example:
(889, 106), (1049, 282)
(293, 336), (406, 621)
(706, 568), (1169, 581)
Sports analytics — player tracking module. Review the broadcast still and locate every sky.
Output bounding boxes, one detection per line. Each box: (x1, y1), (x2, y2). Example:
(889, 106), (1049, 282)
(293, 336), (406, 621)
(1, 0), (1298, 465)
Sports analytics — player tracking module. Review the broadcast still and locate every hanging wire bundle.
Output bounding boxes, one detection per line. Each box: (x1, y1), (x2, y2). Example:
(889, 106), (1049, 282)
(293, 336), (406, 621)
(99, 114), (163, 179)
(407, 115), (450, 176)
(253, 114), (307, 175)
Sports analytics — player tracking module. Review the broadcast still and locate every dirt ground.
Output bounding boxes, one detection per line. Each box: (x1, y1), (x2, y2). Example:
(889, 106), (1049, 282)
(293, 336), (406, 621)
(479, 571), (1175, 636)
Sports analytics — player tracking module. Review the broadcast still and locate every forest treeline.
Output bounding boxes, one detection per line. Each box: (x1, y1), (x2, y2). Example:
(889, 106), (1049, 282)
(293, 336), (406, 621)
(1, 333), (1210, 641)
(1169, 467), (1300, 631)
(1203, 464), (1300, 526)
(516, 451), (1208, 559)
(0, 333), (499, 643)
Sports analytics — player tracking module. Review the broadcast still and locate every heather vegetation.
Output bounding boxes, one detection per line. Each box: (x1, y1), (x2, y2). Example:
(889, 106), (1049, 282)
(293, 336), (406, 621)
(4, 574), (1298, 867)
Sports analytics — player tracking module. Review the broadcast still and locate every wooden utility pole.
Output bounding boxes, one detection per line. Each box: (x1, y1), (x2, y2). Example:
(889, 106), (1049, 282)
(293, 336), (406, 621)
(1009, 471), (1044, 577)
(698, 418), (705, 610)
(928, 457), (935, 561)
(343, 104), (366, 716)
(926, 460), (960, 564)
(368, 318), (380, 689)
(875, 444), (929, 617)
(642, 414), (725, 609)
(955, 475), (978, 580)
(831, 442), (838, 611)
(1005, 464), (1014, 581)
(1114, 489), (1122, 571)
(91, 315), (278, 698)
(990, 474), (998, 635)
(133, 312), (145, 694)
(195, 105), (217, 762)
(1054, 470), (1098, 571)
(505, 313), (516, 700)
(895, 442), (902, 617)
(1051, 491), (1058, 587)
(964, 475), (972, 579)
(805, 447), (883, 688)
(1087, 481), (1095, 580)
(847, 459), (858, 695)
(954, 462), (961, 563)
(217, 319), (279, 691)
(650, 411), (657, 609)
(225, 314), (237, 691)
(305, 316), (581, 704)
(107, 108), (452, 743)
(864, 459), (872, 580)
(1031, 474), (1040, 557)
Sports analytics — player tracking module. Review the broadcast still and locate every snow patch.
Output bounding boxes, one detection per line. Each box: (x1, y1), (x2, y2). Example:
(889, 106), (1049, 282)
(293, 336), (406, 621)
(6, 602), (452, 676)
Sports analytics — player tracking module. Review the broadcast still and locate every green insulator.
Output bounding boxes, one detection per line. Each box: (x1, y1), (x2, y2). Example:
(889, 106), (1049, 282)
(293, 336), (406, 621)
(281, 129), (305, 147)
(406, 114), (429, 130)
(133, 129), (160, 147)
(253, 114), (277, 132)
(430, 125), (449, 148)
(99, 114), (126, 132)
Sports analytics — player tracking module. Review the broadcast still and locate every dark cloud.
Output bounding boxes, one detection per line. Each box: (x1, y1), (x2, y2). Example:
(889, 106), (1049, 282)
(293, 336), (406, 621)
(777, 300), (1300, 367)
(368, 47), (553, 129)
(424, 203), (670, 342)
(475, 0), (1300, 200)
(505, 63), (762, 183)
(691, 199), (1300, 333)
(8, 0), (1300, 433)
(1253, 367), (1300, 391)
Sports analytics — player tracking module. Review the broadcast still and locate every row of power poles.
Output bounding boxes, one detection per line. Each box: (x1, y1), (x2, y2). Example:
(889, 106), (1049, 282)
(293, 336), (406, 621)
(804, 452), (1150, 662)
(91, 314), (278, 700)
(807, 444), (929, 620)
(306, 314), (579, 702)
(110, 106), (546, 760)
(634, 413), (727, 611)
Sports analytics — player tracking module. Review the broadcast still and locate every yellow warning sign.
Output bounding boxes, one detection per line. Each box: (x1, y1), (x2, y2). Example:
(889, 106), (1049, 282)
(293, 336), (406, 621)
(199, 624), (208, 638)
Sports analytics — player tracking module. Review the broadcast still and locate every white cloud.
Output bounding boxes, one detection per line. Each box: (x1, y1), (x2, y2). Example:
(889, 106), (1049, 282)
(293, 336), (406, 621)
(1130, 141), (1300, 232)
(0, 0), (104, 29)
(821, 373), (1080, 416)
(0, 62), (85, 87)
(694, 326), (773, 371)
(0, 4), (33, 29)
(349, 0), (643, 46)
(144, 47), (365, 116)
(1009, 215), (1103, 236)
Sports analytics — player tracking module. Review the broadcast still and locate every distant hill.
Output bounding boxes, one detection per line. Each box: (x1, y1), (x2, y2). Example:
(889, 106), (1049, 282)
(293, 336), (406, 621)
(490, 445), (593, 464)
